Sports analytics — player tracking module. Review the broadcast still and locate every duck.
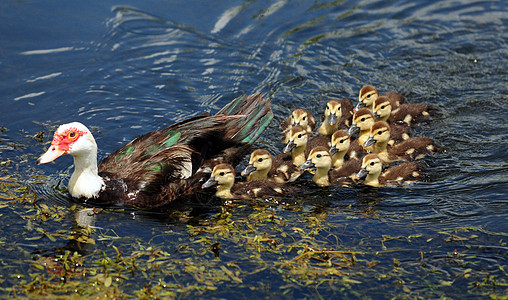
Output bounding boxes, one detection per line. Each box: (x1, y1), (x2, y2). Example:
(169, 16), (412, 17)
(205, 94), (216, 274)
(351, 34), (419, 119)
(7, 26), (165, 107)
(37, 94), (273, 209)
(281, 108), (316, 143)
(240, 149), (302, 183)
(363, 121), (437, 162)
(329, 130), (362, 167)
(373, 96), (434, 127)
(355, 153), (423, 187)
(300, 146), (359, 187)
(283, 125), (329, 167)
(202, 163), (299, 200)
(355, 85), (405, 112)
(347, 108), (376, 145)
(317, 98), (354, 135)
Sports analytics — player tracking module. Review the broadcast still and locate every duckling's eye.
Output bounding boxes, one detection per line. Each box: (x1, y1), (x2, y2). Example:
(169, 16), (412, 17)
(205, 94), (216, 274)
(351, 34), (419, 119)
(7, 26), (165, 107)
(257, 158), (263, 162)
(302, 116), (306, 121)
(337, 106), (341, 111)
(297, 134), (302, 138)
(67, 131), (78, 140)
(366, 94), (371, 98)
(360, 117), (366, 122)
(381, 105), (386, 109)
(340, 139), (345, 143)
(326, 105), (330, 110)
(316, 154), (322, 158)
(377, 130), (383, 135)
(219, 172), (225, 176)
(370, 162), (375, 166)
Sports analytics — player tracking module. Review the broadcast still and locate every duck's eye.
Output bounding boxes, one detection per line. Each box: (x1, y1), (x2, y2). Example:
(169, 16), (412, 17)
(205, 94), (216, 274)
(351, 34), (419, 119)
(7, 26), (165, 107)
(381, 105), (386, 109)
(302, 116), (306, 121)
(326, 105), (330, 110)
(377, 131), (383, 135)
(297, 134), (302, 138)
(219, 172), (225, 176)
(316, 154), (322, 158)
(370, 162), (375, 166)
(340, 139), (345, 143)
(67, 131), (78, 140)
(337, 106), (341, 111)
(366, 94), (371, 98)
(360, 117), (366, 122)
(257, 158), (263, 162)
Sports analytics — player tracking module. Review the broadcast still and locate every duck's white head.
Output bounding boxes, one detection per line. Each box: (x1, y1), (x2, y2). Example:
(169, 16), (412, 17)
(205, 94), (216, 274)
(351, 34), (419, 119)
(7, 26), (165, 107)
(37, 122), (96, 165)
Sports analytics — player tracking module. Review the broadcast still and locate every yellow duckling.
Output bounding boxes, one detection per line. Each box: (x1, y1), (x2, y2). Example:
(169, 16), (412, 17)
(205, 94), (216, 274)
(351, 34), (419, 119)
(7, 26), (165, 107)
(281, 108), (316, 143)
(355, 85), (405, 112)
(317, 99), (354, 135)
(202, 163), (298, 199)
(347, 108), (376, 145)
(240, 149), (302, 183)
(283, 125), (330, 167)
(355, 154), (422, 187)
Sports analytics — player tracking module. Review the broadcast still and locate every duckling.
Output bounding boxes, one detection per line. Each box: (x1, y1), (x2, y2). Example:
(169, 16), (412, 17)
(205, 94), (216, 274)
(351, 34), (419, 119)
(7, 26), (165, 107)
(281, 109), (316, 143)
(202, 163), (298, 199)
(347, 108), (376, 145)
(300, 146), (359, 187)
(373, 96), (433, 126)
(283, 126), (329, 167)
(329, 130), (362, 167)
(363, 121), (437, 162)
(355, 154), (422, 187)
(240, 149), (302, 183)
(317, 99), (354, 135)
(355, 85), (405, 112)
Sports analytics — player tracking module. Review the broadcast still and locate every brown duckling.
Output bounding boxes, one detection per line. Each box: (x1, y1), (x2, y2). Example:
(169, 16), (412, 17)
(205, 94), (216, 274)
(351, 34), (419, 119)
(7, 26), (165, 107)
(355, 85), (405, 112)
(373, 96), (433, 126)
(317, 99), (354, 135)
(283, 125), (329, 167)
(363, 121), (437, 162)
(355, 154), (422, 187)
(202, 163), (298, 200)
(300, 146), (359, 187)
(281, 108), (316, 143)
(240, 149), (302, 183)
(347, 108), (376, 145)
(329, 130), (363, 167)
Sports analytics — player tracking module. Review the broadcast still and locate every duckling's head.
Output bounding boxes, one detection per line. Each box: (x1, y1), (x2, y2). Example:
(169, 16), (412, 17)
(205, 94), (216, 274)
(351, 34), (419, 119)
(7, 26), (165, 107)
(202, 163), (236, 189)
(290, 109), (314, 129)
(323, 99), (342, 126)
(283, 125), (308, 153)
(372, 96), (393, 120)
(300, 146), (332, 171)
(356, 153), (383, 180)
(330, 130), (351, 156)
(355, 85), (378, 111)
(364, 121), (391, 148)
(241, 149), (273, 176)
(348, 108), (376, 138)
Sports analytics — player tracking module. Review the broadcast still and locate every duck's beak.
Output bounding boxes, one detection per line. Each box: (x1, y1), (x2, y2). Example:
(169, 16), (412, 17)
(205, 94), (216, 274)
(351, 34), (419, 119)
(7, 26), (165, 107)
(355, 167), (369, 180)
(37, 145), (66, 165)
(329, 145), (338, 156)
(347, 124), (360, 139)
(328, 113), (337, 126)
(300, 159), (315, 170)
(354, 101), (365, 112)
(202, 176), (218, 189)
(363, 136), (376, 148)
(374, 111), (381, 120)
(241, 164), (256, 176)
(283, 140), (296, 153)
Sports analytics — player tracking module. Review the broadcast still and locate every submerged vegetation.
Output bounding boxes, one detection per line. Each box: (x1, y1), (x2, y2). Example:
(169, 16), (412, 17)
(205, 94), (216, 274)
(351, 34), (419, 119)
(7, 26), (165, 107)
(0, 167), (506, 298)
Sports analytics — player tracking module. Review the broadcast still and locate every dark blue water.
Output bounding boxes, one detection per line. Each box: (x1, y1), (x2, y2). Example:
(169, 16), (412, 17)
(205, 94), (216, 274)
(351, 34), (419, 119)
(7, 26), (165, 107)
(1, 0), (507, 298)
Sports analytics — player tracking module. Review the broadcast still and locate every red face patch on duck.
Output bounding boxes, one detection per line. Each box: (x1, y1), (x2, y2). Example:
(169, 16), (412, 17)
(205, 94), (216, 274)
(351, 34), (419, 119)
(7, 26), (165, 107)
(52, 127), (86, 152)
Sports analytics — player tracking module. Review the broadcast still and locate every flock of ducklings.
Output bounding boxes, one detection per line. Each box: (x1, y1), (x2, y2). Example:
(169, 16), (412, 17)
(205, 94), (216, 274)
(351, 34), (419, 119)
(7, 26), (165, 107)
(203, 85), (437, 199)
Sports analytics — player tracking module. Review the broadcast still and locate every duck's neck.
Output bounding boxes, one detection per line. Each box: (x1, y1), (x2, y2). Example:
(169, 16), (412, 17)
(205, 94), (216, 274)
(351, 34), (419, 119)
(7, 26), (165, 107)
(332, 150), (347, 168)
(379, 114), (389, 122)
(313, 166), (331, 187)
(216, 183), (234, 199)
(247, 168), (270, 181)
(292, 145), (307, 167)
(68, 149), (105, 199)
(318, 118), (338, 136)
(373, 140), (389, 154)
(364, 172), (380, 187)
(358, 129), (370, 145)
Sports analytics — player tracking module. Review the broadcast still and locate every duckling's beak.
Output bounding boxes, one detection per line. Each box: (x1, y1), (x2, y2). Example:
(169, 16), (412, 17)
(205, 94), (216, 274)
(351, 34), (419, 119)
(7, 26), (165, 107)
(363, 136), (376, 148)
(202, 176), (218, 189)
(329, 145), (338, 156)
(240, 164), (256, 176)
(283, 140), (296, 153)
(354, 101), (365, 112)
(355, 167), (369, 180)
(300, 159), (315, 170)
(374, 112), (381, 120)
(347, 124), (360, 139)
(328, 113), (337, 126)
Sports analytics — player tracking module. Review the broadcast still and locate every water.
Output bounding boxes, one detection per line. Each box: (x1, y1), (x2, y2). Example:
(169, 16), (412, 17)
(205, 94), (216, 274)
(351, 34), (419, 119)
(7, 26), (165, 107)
(1, 0), (507, 298)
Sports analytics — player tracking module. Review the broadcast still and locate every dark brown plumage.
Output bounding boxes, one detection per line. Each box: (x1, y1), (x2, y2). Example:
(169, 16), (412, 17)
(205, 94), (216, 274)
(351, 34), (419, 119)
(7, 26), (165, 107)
(373, 96), (434, 127)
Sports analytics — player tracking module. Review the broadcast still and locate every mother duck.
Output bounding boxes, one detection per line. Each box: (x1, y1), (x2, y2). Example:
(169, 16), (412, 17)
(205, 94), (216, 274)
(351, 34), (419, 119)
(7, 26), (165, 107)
(37, 94), (273, 209)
